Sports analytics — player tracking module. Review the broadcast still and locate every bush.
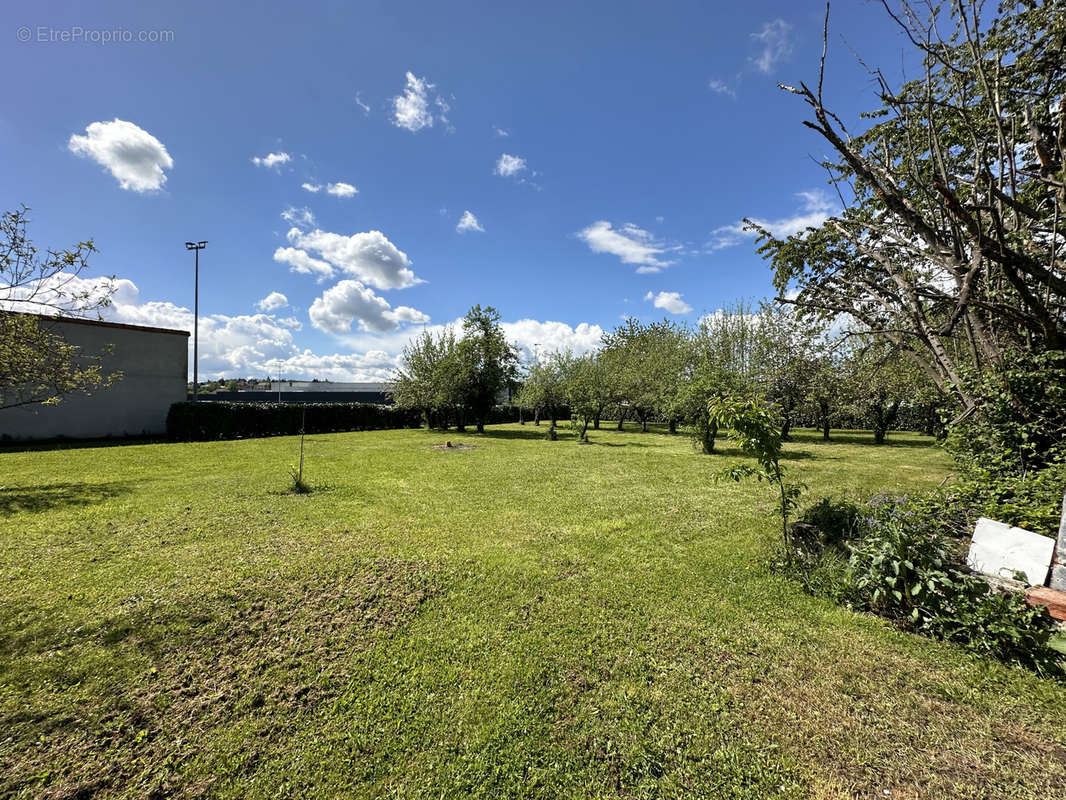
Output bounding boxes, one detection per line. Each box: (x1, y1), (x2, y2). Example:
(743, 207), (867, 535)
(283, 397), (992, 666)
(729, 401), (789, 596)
(167, 401), (421, 441)
(787, 491), (1064, 679)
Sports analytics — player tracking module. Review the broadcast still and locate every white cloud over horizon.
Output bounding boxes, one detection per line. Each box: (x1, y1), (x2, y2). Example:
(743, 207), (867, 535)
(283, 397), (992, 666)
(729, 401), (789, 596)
(256, 291), (288, 312)
(577, 221), (673, 272)
(281, 206), (316, 228)
(309, 279), (429, 334)
(285, 227), (420, 290)
(68, 119), (173, 192)
(644, 290), (693, 314)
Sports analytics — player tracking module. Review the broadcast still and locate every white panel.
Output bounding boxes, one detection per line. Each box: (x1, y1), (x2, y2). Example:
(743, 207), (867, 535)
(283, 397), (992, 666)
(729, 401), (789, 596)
(967, 517), (1055, 586)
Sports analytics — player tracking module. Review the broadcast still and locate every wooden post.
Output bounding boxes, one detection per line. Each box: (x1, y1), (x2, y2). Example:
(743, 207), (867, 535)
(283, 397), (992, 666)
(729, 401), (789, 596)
(1050, 488), (1066, 591)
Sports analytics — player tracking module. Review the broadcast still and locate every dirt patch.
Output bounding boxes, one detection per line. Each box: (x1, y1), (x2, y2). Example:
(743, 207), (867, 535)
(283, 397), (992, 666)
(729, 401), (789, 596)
(1, 558), (441, 799)
(429, 442), (475, 451)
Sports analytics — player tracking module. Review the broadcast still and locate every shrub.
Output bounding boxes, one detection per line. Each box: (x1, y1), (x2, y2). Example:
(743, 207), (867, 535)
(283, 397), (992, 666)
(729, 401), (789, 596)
(798, 496), (862, 550)
(167, 401), (421, 441)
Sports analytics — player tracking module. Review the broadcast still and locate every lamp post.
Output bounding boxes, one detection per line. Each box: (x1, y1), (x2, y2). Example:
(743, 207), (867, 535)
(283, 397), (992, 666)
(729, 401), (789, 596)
(185, 241), (207, 400)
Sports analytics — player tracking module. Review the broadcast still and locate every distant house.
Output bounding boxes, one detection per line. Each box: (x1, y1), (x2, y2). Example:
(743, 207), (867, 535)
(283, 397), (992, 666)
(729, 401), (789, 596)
(0, 313), (189, 442)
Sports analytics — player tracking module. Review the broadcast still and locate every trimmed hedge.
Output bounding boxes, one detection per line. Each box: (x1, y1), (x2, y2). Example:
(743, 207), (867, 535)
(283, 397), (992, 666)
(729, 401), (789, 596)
(167, 401), (421, 441)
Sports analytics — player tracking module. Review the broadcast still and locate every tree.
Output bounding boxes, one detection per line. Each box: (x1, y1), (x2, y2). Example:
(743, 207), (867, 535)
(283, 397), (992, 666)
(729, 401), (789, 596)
(710, 395), (804, 549)
(0, 207), (119, 410)
(391, 328), (464, 429)
(515, 355), (566, 426)
(599, 318), (686, 433)
(456, 305), (518, 433)
(756, 1), (1066, 468)
(842, 337), (931, 445)
(561, 352), (612, 441)
(756, 304), (824, 440)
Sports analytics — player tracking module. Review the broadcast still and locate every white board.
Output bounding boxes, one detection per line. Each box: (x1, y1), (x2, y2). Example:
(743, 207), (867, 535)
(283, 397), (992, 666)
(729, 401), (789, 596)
(967, 517), (1054, 586)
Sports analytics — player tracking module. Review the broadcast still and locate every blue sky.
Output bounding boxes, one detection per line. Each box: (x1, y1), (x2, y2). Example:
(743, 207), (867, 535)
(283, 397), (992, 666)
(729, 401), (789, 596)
(2, 1), (916, 380)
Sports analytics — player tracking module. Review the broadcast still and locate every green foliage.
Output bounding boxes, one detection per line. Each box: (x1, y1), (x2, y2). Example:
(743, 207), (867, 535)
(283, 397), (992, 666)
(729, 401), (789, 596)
(710, 395), (805, 546)
(791, 491), (1065, 679)
(166, 401), (420, 441)
(0, 207), (121, 410)
(456, 305), (519, 433)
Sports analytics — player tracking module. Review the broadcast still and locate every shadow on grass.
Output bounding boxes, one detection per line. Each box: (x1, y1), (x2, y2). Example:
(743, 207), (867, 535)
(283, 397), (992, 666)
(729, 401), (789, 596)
(0, 482), (133, 516)
(0, 436), (170, 455)
(786, 430), (937, 449)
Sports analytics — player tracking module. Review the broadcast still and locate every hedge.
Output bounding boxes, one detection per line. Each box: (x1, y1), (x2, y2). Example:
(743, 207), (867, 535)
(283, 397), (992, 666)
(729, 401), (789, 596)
(167, 401), (421, 441)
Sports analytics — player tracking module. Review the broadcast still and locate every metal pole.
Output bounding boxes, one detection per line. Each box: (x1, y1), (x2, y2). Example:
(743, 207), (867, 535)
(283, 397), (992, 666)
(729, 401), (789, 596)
(185, 241), (207, 400)
(193, 246), (199, 400)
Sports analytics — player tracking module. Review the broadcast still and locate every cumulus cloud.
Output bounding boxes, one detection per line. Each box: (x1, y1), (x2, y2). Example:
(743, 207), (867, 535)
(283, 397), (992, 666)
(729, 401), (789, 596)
(256, 291), (288, 312)
(644, 290), (693, 315)
(456, 210), (484, 233)
(708, 190), (833, 251)
(67, 119), (173, 192)
(309, 279), (429, 334)
(281, 206), (316, 228)
(495, 153), (527, 177)
(251, 151), (291, 169)
(392, 71), (450, 132)
(326, 181), (358, 197)
(301, 182), (322, 193)
(273, 246), (334, 282)
(751, 19), (793, 74)
(577, 221), (673, 272)
(285, 227), (419, 290)
(502, 319), (604, 361)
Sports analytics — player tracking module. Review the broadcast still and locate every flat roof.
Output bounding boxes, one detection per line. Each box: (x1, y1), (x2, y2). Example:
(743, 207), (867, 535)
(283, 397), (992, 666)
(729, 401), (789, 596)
(0, 310), (190, 337)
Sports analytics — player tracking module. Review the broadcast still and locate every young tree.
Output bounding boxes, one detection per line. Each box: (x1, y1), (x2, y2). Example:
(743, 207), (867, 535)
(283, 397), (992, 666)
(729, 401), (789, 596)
(561, 352), (612, 441)
(456, 305), (518, 433)
(756, 304), (824, 440)
(390, 328), (463, 429)
(515, 356), (566, 426)
(0, 207), (120, 410)
(843, 337), (930, 445)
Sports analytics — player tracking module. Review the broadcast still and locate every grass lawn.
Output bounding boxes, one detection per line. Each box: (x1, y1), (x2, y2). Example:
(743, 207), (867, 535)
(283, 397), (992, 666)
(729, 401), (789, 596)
(2, 423), (1065, 799)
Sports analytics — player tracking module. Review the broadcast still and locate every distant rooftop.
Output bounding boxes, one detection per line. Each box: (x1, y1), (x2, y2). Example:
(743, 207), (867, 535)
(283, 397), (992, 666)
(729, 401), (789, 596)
(252, 381), (388, 392)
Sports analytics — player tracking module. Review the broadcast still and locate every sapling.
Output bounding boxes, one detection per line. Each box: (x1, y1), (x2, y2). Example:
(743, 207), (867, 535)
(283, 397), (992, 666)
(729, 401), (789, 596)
(709, 395), (804, 548)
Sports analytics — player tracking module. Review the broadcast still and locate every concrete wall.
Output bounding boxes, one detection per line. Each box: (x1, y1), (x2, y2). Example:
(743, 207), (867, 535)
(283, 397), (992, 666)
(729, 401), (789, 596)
(0, 316), (189, 441)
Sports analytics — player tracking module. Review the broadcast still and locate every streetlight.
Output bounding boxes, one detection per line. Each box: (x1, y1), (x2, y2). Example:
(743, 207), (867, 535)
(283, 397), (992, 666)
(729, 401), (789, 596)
(185, 241), (207, 400)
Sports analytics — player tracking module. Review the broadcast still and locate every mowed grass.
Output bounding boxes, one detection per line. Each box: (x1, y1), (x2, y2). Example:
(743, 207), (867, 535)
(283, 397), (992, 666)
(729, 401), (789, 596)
(2, 423), (1065, 799)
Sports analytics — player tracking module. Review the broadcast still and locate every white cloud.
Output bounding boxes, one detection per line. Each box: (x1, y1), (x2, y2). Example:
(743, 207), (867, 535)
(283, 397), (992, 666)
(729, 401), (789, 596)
(708, 79), (737, 98)
(67, 119), (173, 192)
(326, 181), (358, 198)
(273, 246), (334, 282)
(644, 290), (693, 315)
(355, 92), (371, 115)
(495, 153), (527, 177)
(256, 291), (288, 312)
(285, 227), (420, 290)
(281, 206), (316, 229)
(392, 71), (449, 132)
(751, 19), (793, 74)
(502, 319), (604, 361)
(577, 221), (673, 272)
(456, 210), (484, 233)
(309, 279), (429, 334)
(251, 151), (291, 169)
(301, 182), (322, 193)
(494, 126), (510, 137)
(709, 190), (833, 251)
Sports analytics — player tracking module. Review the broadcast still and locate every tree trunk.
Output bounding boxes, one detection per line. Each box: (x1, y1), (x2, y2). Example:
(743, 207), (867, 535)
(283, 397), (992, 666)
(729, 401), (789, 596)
(668, 418), (677, 434)
(580, 418), (590, 440)
(701, 418), (717, 454)
(616, 408), (627, 430)
(476, 415), (485, 434)
(550, 406), (557, 427)
(456, 408), (466, 433)
(593, 415), (600, 430)
(781, 416), (792, 441)
(640, 413), (648, 433)
(820, 400), (830, 440)
(534, 408), (540, 426)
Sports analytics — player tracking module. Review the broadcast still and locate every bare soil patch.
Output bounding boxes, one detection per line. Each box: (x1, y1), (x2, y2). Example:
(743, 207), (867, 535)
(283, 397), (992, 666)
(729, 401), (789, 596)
(1, 558), (441, 799)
